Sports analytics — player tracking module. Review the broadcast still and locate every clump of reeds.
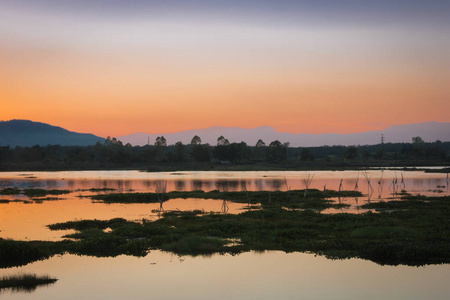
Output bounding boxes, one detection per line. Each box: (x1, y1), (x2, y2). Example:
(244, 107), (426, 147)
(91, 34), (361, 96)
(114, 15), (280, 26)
(0, 274), (58, 292)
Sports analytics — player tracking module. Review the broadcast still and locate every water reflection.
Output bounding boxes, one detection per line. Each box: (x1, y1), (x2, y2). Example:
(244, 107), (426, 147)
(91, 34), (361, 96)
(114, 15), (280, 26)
(270, 179), (283, 190)
(174, 180), (185, 191)
(1, 170), (449, 202)
(0, 170), (449, 241)
(0, 285), (46, 295)
(0, 279), (57, 295)
(192, 180), (203, 191)
(4, 251), (449, 300)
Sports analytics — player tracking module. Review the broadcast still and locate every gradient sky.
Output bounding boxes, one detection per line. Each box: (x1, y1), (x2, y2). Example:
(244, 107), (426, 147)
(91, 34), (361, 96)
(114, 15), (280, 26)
(1, 1), (449, 137)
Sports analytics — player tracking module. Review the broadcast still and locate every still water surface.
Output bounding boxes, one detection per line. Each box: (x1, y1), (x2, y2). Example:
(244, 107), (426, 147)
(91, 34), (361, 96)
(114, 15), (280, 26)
(1, 170), (448, 241)
(2, 251), (449, 300)
(0, 170), (449, 299)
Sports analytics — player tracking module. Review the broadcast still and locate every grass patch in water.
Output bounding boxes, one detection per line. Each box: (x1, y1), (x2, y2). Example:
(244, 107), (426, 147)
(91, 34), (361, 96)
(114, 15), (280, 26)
(0, 239), (68, 268)
(161, 236), (228, 255)
(91, 189), (361, 211)
(0, 188), (21, 195)
(0, 274), (57, 292)
(23, 189), (71, 197)
(350, 226), (419, 238)
(76, 188), (117, 192)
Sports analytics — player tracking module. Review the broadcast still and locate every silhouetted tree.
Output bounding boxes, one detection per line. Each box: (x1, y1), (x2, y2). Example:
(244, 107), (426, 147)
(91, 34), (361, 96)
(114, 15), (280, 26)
(412, 136), (424, 144)
(191, 135), (202, 145)
(217, 136), (230, 146)
(154, 136), (167, 147)
(255, 139), (265, 147)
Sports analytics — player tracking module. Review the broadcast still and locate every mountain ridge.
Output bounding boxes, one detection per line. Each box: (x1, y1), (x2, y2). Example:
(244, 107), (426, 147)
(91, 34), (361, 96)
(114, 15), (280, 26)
(0, 119), (104, 147)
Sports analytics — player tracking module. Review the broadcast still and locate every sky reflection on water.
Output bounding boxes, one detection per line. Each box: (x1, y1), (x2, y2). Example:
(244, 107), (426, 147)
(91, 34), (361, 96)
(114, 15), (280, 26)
(0, 170), (449, 299)
(1, 251), (449, 300)
(0, 170), (448, 241)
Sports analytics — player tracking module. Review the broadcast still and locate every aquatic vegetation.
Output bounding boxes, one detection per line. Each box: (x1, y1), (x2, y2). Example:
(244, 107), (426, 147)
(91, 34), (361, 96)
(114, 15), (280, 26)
(48, 218), (129, 231)
(0, 188), (70, 203)
(23, 189), (71, 197)
(0, 188), (73, 197)
(32, 197), (64, 203)
(1, 193), (449, 268)
(0, 239), (68, 268)
(76, 188), (117, 192)
(0, 188), (21, 195)
(161, 236), (228, 255)
(91, 189), (361, 208)
(0, 274), (57, 292)
(350, 226), (419, 239)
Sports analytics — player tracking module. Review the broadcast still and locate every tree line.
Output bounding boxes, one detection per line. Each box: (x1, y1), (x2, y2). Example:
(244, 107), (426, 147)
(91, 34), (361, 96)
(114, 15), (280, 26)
(0, 135), (448, 170)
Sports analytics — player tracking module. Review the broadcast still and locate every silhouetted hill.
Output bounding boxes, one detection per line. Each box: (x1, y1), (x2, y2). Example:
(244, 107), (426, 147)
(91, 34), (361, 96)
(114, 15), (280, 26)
(118, 122), (450, 147)
(0, 120), (104, 147)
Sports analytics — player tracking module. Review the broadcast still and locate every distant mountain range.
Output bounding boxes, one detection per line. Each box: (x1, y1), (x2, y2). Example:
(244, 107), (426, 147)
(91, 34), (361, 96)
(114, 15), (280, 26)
(1, 119), (449, 147)
(0, 120), (104, 147)
(118, 122), (450, 147)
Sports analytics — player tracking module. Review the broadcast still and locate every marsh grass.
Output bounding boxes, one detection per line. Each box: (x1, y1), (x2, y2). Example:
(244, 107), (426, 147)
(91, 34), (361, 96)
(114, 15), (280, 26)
(161, 236), (228, 255)
(23, 189), (71, 197)
(0, 188), (21, 195)
(0, 274), (57, 292)
(42, 193), (450, 266)
(0, 188), (72, 198)
(0, 199), (30, 204)
(350, 226), (419, 238)
(32, 197), (64, 203)
(2, 193), (449, 267)
(91, 189), (362, 209)
(0, 238), (69, 268)
(76, 188), (117, 192)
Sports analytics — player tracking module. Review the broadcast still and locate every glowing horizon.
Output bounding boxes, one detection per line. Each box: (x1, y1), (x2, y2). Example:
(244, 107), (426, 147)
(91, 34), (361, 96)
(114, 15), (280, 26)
(1, 1), (449, 137)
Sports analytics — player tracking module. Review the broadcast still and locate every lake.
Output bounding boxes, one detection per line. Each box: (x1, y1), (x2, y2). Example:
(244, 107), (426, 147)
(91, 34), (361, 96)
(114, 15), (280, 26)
(0, 170), (449, 299)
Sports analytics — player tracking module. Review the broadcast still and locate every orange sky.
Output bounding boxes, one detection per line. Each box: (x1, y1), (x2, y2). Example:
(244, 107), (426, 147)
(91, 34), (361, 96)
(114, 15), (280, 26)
(1, 2), (449, 137)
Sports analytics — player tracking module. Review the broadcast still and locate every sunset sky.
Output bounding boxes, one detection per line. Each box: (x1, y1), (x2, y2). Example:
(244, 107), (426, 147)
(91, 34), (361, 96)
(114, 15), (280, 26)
(1, 1), (449, 137)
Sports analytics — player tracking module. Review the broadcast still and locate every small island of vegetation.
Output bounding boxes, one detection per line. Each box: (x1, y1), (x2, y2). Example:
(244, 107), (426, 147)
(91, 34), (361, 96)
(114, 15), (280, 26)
(0, 274), (57, 292)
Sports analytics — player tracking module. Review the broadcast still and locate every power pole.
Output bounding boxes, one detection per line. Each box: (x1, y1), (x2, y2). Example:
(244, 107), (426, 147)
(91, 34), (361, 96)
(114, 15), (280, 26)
(381, 134), (384, 145)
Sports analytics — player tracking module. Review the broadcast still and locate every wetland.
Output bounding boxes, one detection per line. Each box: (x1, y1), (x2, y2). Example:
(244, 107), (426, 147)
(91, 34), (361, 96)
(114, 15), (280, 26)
(0, 170), (449, 299)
